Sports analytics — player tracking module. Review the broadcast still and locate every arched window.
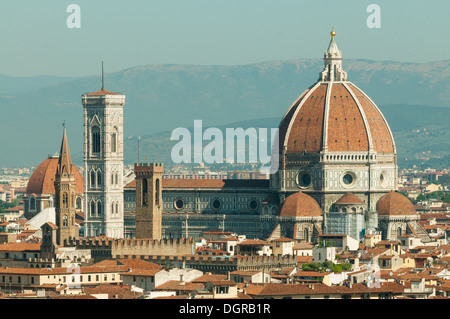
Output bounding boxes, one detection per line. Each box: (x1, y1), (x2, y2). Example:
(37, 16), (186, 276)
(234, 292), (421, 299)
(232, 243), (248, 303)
(115, 203), (119, 215)
(111, 202), (115, 215)
(97, 202), (102, 216)
(155, 179), (160, 205)
(142, 178), (148, 206)
(76, 197), (82, 210)
(396, 227), (402, 239)
(303, 228), (309, 242)
(92, 127), (100, 153)
(30, 197), (36, 210)
(91, 171), (96, 188)
(116, 173), (119, 185)
(97, 170), (102, 186)
(62, 193), (68, 208)
(63, 215), (68, 227)
(90, 201), (96, 217)
(111, 127), (118, 153)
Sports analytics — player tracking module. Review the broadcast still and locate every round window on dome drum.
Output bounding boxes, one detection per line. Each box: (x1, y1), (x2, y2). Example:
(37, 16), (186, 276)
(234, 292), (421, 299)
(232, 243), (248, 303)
(297, 171), (312, 188)
(212, 199), (221, 210)
(342, 172), (356, 188)
(249, 199), (259, 210)
(174, 199), (184, 210)
(343, 174), (353, 185)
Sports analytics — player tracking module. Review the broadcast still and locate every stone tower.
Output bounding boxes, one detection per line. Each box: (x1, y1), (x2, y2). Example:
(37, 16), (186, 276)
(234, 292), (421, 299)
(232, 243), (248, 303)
(81, 82), (126, 238)
(54, 127), (79, 245)
(134, 163), (163, 239)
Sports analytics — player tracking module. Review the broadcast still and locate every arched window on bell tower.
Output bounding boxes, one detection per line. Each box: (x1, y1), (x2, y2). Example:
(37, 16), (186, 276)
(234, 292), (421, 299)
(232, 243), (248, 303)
(62, 193), (68, 208)
(90, 201), (96, 217)
(111, 127), (118, 153)
(97, 202), (102, 216)
(97, 170), (102, 186)
(63, 215), (68, 227)
(142, 178), (148, 206)
(92, 126), (100, 154)
(90, 170), (96, 188)
(155, 179), (160, 205)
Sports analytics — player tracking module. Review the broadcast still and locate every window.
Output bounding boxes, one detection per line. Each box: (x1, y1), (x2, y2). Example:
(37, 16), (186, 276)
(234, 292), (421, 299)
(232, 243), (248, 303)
(90, 201), (96, 217)
(142, 179), (148, 206)
(111, 128), (117, 153)
(62, 193), (68, 208)
(88, 275), (91, 282)
(76, 197), (82, 209)
(63, 215), (68, 227)
(97, 171), (102, 186)
(92, 127), (100, 153)
(30, 197), (36, 210)
(212, 199), (221, 210)
(91, 171), (96, 188)
(249, 199), (259, 211)
(31, 277), (34, 284)
(174, 198), (184, 210)
(97, 202), (102, 216)
(297, 171), (312, 188)
(155, 179), (160, 205)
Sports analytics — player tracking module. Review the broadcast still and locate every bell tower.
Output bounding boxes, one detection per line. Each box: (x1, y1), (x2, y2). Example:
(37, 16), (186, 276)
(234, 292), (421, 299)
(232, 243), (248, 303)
(134, 163), (163, 239)
(81, 69), (126, 238)
(54, 126), (79, 245)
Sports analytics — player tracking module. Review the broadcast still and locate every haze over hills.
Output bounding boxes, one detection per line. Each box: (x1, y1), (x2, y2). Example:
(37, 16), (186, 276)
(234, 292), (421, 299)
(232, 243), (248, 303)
(1, 59), (449, 168)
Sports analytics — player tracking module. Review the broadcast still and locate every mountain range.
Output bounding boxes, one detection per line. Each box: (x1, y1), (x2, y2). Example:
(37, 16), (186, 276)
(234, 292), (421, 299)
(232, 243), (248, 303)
(1, 58), (449, 169)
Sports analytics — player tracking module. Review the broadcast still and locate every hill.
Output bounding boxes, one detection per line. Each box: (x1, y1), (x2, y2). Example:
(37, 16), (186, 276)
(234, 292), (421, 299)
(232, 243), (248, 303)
(1, 59), (449, 168)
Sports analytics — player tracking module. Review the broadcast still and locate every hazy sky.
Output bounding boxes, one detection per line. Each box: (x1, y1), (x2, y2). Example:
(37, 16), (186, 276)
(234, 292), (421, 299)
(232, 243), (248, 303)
(0, 0), (448, 77)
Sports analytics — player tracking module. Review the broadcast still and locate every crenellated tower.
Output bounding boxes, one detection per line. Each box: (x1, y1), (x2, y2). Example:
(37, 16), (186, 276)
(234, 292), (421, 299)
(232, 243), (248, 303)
(134, 163), (164, 239)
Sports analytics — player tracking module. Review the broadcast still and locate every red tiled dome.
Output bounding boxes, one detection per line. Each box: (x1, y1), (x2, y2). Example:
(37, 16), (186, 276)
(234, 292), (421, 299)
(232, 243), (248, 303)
(26, 156), (83, 195)
(278, 31), (395, 156)
(277, 191), (322, 217)
(278, 82), (395, 155)
(376, 191), (417, 216)
(334, 193), (364, 205)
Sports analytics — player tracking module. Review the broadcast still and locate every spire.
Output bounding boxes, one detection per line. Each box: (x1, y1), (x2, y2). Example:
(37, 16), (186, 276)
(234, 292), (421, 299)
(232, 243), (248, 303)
(101, 61), (104, 90)
(320, 28), (348, 82)
(57, 122), (73, 177)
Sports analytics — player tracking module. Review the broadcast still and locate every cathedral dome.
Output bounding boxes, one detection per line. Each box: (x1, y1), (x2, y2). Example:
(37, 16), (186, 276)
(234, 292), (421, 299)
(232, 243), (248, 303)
(277, 191), (322, 217)
(26, 155), (84, 195)
(334, 192), (364, 205)
(376, 191), (417, 216)
(278, 31), (395, 156)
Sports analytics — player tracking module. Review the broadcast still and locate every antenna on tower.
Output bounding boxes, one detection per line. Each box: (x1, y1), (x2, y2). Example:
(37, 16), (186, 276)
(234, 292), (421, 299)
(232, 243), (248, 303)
(101, 61), (104, 89)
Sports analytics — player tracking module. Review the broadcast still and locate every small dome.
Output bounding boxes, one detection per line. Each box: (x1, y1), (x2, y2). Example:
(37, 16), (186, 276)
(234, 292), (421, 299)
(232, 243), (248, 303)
(334, 193), (364, 205)
(278, 191), (322, 217)
(26, 156), (84, 195)
(376, 191), (417, 216)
